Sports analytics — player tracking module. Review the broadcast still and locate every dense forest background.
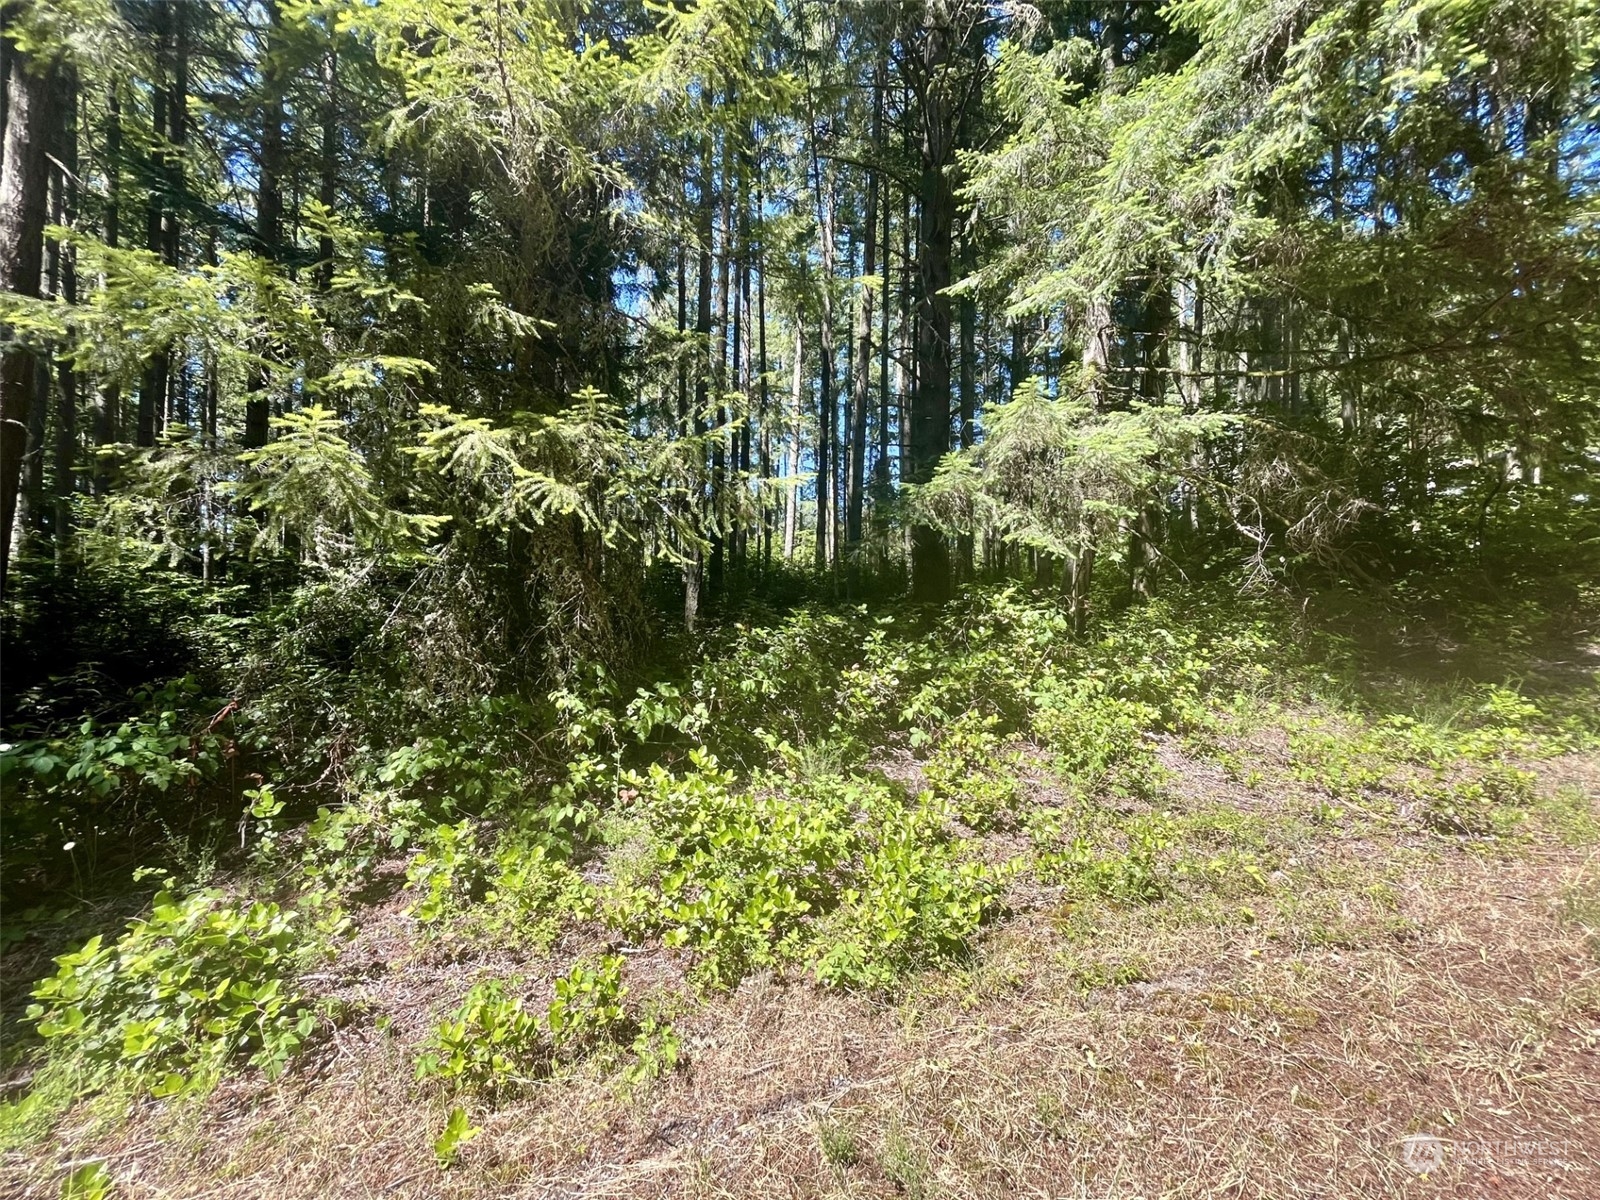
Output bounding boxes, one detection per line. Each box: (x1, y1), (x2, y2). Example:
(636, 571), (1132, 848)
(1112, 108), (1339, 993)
(1, 2), (1599, 1193)
(3, 0), (1594, 686)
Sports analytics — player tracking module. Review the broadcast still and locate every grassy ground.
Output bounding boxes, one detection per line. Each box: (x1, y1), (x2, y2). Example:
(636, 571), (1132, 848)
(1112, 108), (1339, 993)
(4, 591), (1598, 1198)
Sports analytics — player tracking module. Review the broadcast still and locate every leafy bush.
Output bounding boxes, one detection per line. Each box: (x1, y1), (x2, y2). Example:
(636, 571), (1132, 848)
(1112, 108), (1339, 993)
(679, 608), (871, 765)
(1285, 721), (1396, 804)
(416, 956), (649, 1097)
(406, 819), (490, 922)
(921, 714), (1020, 831)
(416, 977), (543, 1096)
(1084, 596), (1282, 730)
(1032, 677), (1162, 798)
(543, 955), (630, 1053)
(624, 1013), (683, 1086)
(603, 752), (1001, 989)
(604, 753), (855, 985)
(0, 561), (242, 731)
(301, 789), (438, 893)
(26, 889), (319, 1095)
(809, 800), (1004, 989)
(406, 825), (594, 950)
(1031, 809), (1170, 903)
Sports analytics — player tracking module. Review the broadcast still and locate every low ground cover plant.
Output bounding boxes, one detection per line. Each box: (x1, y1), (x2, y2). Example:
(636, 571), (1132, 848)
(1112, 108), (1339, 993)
(25, 888), (322, 1097)
(4, 581), (1591, 1190)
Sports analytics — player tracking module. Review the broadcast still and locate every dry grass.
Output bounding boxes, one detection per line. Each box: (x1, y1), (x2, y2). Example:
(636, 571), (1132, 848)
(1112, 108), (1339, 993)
(5, 726), (1599, 1199)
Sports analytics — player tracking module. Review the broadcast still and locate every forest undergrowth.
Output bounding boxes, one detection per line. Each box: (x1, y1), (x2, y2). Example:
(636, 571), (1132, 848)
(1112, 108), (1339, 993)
(3, 575), (1598, 1199)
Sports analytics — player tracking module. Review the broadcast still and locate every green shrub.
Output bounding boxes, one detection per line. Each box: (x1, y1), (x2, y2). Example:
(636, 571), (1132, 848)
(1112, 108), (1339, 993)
(478, 838), (595, 947)
(921, 713), (1020, 830)
(406, 819), (488, 922)
(369, 695), (551, 818)
(809, 798), (1004, 989)
(416, 957), (648, 1097)
(1032, 809), (1169, 903)
(624, 1012), (683, 1086)
(1032, 677), (1162, 797)
(603, 752), (1001, 989)
(0, 678), (236, 892)
(406, 818), (595, 947)
(604, 752), (854, 985)
(678, 608), (871, 765)
(1286, 722), (1395, 803)
(1411, 763), (1537, 837)
(27, 889), (319, 1095)
(1084, 596), (1281, 730)
(416, 978), (544, 1096)
(301, 789), (437, 892)
(543, 955), (630, 1053)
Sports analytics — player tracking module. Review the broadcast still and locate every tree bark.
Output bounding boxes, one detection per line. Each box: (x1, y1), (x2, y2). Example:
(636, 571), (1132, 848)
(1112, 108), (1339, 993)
(735, 145), (752, 569)
(245, 0), (284, 449)
(685, 135), (713, 628)
(50, 68), (78, 549)
(317, 36), (338, 291)
(710, 137), (728, 594)
(955, 210), (975, 580)
(807, 126), (835, 573)
(847, 71), (881, 553)
(1065, 544), (1095, 638)
(909, 2), (957, 604)
(1082, 296), (1112, 410)
(873, 140), (891, 542)
(756, 180), (771, 569)
(92, 88), (120, 490)
(784, 324), (802, 559)
(0, 26), (54, 589)
(137, 4), (170, 448)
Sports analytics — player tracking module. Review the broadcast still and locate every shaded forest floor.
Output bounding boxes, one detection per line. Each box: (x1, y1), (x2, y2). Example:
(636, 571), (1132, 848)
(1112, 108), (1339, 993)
(4, 589), (1599, 1199)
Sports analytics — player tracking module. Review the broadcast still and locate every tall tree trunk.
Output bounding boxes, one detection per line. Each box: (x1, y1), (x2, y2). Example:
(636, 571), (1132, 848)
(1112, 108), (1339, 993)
(847, 72), (881, 555)
(137, 4), (169, 448)
(710, 136), (729, 594)
(0, 27), (55, 588)
(735, 146), (752, 569)
(955, 214), (975, 580)
(93, 88), (120, 491)
(165, 8), (186, 270)
(50, 68), (78, 550)
(674, 232), (692, 619)
(909, 3), (956, 604)
(874, 148), (892, 540)
(1009, 319), (1027, 395)
(686, 136), (713, 628)
(784, 324), (802, 559)
(317, 36), (338, 291)
(808, 132), (835, 573)
(841, 228), (855, 560)
(1065, 544), (1095, 639)
(897, 178), (913, 575)
(1082, 296), (1112, 411)
(203, 226), (218, 437)
(756, 180), (772, 569)
(245, 0), (284, 449)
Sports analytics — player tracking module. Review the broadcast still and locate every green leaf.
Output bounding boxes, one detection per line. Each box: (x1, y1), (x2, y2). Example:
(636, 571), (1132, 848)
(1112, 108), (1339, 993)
(60, 1161), (112, 1200)
(433, 1105), (481, 1168)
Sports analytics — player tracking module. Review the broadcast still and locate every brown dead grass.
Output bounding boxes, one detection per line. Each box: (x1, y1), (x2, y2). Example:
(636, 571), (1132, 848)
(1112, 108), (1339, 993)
(5, 733), (1599, 1200)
